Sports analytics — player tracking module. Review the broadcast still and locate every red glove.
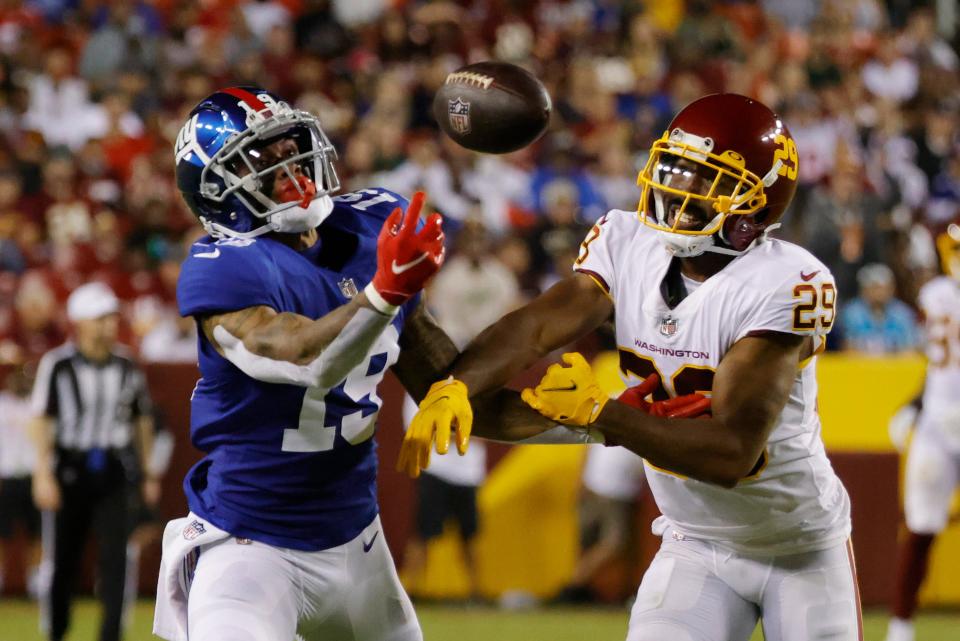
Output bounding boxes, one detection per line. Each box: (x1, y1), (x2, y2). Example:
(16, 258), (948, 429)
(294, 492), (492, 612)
(365, 191), (445, 313)
(618, 374), (712, 419)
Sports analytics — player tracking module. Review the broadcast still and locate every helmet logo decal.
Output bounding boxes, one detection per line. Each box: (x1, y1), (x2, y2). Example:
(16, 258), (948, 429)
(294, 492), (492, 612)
(175, 114), (208, 165)
(233, 91), (287, 126)
(772, 134), (798, 181)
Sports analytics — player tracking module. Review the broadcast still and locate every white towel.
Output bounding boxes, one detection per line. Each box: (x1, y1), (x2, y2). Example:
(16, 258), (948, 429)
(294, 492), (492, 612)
(153, 514), (231, 641)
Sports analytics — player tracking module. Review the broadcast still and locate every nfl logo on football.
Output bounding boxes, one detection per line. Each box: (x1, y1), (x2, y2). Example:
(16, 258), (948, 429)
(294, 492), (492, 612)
(448, 98), (471, 134)
(182, 520), (207, 541)
(660, 315), (678, 337)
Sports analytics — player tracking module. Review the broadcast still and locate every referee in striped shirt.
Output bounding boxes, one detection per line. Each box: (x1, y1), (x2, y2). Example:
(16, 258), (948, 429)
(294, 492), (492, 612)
(30, 282), (158, 641)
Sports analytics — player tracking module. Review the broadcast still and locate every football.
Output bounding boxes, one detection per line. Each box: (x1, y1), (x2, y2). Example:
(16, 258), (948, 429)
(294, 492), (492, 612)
(433, 61), (552, 154)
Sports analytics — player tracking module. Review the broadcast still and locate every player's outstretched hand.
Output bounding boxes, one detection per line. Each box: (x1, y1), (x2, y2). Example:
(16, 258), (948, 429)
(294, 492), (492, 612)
(618, 375), (712, 419)
(398, 377), (473, 478)
(521, 352), (609, 426)
(365, 191), (445, 314)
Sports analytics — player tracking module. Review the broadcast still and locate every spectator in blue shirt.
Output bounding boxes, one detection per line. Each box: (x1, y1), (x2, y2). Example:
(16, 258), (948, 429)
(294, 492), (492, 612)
(529, 133), (607, 223)
(842, 263), (921, 354)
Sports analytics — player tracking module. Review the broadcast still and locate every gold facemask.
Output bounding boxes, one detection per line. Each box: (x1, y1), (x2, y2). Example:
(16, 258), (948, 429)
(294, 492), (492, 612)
(637, 131), (768, 236)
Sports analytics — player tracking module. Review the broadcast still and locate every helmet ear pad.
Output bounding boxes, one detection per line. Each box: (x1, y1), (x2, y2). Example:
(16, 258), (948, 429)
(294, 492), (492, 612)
(720, 209), (769, 252)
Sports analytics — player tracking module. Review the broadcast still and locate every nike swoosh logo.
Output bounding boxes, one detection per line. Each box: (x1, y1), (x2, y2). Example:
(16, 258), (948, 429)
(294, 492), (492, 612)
(391, 253), (429, 274)
(195, 248), (221, 259)
(362, 530), (379, 553)
(542, 384), (578, 392)
(800, 270), (819, 281)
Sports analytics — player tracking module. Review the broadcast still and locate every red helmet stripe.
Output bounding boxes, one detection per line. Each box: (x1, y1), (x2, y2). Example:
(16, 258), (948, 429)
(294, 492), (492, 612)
(221, 87), (268, 112)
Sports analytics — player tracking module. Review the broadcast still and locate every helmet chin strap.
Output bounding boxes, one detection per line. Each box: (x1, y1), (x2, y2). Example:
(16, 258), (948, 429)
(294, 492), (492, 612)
(657, 222), (782, 258)
(702, 242), (743, 257)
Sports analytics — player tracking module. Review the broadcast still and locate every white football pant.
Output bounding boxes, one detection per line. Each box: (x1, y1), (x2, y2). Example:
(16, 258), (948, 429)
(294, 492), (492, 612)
(903, 429), (960, 535)
(627, 532), (862, 641)
(163, 515), (420, 641)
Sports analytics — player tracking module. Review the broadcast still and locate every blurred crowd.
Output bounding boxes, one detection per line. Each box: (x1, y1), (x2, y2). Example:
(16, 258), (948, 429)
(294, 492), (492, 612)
(0, 0), (958, 366)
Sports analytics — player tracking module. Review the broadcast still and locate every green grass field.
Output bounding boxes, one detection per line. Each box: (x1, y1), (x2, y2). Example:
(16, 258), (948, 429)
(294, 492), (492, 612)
(1, 599), (958, 641)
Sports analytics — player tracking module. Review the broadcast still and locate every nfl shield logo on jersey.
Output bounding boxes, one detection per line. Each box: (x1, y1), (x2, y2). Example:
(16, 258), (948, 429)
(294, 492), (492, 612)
(182, 520), (207, 541)
(448, 98), (471, 134)
(338, 277), (358, 299)
(660, 315), (678, 337)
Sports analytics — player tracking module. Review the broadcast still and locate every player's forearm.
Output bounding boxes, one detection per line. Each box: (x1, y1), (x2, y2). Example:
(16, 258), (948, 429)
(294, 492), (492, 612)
(394, 303), (460, 401)
(394, 305), (598, 443)
(211, 296), (397, 388)
(452, 275), (612, 397)
(593, 401), (762, 488)
(452, 310), (551, 397)
(240, 295), (378, 364)
(471, 389), (561, 441)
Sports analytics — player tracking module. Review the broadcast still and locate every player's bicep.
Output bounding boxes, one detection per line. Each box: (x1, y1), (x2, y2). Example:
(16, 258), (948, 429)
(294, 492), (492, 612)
(711, 333), (804, 471)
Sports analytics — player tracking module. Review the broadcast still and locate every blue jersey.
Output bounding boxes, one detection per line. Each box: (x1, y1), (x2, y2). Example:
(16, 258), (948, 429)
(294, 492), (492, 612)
(177, 188), (417, 551)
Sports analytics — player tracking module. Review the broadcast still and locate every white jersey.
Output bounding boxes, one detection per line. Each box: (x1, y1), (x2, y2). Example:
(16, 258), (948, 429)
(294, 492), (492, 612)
(575, 210), (851, 555)
(917, 276), (960, 451)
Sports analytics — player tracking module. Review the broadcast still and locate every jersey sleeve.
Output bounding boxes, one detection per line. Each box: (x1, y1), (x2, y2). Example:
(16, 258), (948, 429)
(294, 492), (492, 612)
(573, 211), (628, 299)
(177, 241), (279, 317)
(735, 268), (838, 341)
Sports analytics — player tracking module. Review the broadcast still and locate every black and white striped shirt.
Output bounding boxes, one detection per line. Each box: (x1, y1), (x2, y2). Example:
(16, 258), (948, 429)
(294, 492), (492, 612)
(30, 344), (152, 451)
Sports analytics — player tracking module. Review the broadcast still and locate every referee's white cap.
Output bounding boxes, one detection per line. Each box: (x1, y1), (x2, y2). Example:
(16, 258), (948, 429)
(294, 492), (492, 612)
(66, 282), (119, 322)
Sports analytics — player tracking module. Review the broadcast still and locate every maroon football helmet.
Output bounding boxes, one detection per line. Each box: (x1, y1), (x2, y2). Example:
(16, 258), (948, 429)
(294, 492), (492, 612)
(636, 94), (799, 257)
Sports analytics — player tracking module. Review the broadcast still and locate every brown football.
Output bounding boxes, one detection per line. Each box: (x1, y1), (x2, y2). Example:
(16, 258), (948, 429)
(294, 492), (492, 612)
(433, 61), (552, 154)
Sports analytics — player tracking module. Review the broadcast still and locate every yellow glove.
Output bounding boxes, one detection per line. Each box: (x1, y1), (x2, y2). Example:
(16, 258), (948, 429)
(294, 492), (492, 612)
(521, 352), (608, 425)
(397, 377), (473, 478)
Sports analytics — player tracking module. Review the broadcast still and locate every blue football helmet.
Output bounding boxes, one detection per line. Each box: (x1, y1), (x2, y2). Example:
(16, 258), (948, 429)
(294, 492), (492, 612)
(174, 87), (340, 239)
